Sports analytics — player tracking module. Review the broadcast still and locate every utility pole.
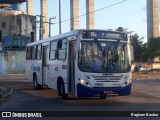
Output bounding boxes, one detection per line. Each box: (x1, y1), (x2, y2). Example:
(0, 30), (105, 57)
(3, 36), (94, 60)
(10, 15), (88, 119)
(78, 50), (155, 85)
(39, 15), (42, 40)
(26, 0), (29, 37)
(36, 15), (45, 40)
(59, 0), (61, 34)
(49, 17), (56, 37)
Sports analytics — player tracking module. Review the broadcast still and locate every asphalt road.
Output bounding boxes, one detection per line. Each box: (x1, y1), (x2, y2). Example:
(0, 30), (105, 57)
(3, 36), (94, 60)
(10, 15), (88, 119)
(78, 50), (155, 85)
(0, 74), (160, 120)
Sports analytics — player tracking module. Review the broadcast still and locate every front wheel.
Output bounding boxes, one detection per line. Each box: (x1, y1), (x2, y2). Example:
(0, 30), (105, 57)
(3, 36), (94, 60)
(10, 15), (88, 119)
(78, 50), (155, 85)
(100, 94), (107, 99)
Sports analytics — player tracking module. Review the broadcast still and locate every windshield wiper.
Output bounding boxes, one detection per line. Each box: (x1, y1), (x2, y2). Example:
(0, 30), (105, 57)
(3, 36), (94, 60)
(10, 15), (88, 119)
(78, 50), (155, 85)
(107, 40), (120, 55)
(107, 40), (120, 64)
(94, 38), (105, 57)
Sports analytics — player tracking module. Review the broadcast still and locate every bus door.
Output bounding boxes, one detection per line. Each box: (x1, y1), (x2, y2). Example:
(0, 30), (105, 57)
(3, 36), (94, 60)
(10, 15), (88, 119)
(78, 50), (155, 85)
(68, 41), (76, 93)
(42, 46), (49, 85)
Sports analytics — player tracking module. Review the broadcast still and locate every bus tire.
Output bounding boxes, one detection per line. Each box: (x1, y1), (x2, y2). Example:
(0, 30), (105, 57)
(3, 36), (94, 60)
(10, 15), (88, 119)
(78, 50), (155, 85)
(100, 94), (107, 99)
(60, 83), (68, 100)
(58, 84), (62, 96)
(33, 74), (43, 90)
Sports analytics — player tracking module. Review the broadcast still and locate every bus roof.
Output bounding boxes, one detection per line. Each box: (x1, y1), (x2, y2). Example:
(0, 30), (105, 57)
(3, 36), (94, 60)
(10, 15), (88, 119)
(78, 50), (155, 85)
(27, 29), (127, 46)
(27, 29), (81, 46)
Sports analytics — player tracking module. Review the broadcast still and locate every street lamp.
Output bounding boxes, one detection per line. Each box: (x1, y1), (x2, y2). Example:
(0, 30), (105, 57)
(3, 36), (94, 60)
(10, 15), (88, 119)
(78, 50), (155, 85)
(127, 31), (134, 38)
(49, 17), (56, 37)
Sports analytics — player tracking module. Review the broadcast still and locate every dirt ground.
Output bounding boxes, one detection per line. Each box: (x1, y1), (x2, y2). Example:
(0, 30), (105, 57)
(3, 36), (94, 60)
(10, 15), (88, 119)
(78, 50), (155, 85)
(132, 69), (160, 79)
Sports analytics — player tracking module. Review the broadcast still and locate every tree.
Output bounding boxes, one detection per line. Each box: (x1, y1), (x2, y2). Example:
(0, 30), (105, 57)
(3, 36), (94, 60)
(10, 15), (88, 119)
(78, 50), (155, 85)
(131, 34), (144, 62)
(116, 26), (125, 32)
(141, 43), (148, 62)
(147, 38), (160, 61)
(116, 26), (148, 62)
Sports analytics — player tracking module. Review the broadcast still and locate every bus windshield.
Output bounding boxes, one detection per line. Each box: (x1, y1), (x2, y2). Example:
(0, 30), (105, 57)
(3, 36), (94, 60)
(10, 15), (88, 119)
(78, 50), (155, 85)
(78, 41), (131, 73)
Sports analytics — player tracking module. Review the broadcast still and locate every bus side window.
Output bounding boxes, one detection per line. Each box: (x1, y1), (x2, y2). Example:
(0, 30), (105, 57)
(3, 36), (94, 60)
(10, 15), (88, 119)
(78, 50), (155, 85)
(32, 46), (36, 60)
(36, 44), (42, 60)
(57, 38), (67, 60)
(26, 47), (31, 60)
(50, 41), (57, 60)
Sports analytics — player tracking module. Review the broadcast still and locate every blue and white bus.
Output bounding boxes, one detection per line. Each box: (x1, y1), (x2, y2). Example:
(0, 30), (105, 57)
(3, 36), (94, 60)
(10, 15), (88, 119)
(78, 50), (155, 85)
(25, 29), (132, 100)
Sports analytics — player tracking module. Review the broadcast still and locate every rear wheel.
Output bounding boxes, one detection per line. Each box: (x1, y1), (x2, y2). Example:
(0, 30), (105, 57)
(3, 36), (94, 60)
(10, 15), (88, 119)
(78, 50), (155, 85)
(58, 85), (62, 96)
(60, 83), (68, 100)
(33, 75), (43, 90)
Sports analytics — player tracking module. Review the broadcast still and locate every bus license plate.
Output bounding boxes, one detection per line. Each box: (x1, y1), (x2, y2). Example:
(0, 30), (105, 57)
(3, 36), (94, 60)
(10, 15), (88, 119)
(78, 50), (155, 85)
(104, 91), (113, 94)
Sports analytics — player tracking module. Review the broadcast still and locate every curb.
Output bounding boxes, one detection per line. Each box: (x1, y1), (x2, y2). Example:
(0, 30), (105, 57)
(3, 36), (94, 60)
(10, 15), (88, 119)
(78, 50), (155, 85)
(0, 86), (13, 101)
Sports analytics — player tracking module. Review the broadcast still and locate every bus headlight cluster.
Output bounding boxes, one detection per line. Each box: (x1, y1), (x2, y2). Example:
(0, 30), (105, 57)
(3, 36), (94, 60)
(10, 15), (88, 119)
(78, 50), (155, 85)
(122, 79), (132, 87)
(80, 79), (92, 87)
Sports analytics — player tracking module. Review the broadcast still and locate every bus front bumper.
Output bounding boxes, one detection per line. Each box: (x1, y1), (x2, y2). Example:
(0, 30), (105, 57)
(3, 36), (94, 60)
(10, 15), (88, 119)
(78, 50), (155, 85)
(77, 83), (132, 98)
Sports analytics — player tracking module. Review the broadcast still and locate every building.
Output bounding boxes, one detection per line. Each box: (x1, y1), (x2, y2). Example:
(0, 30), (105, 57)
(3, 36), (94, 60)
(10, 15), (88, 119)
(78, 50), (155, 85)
(0, 5), (36, 74)
(0, 10), (36, 41)
(147, 0), (159, 40)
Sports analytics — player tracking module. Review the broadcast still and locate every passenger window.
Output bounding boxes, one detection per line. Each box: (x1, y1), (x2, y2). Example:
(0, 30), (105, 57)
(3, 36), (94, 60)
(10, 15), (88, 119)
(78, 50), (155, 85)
(32, 46), (36, 60)
(26, 47), (32, 60)
(57, 38), (67, 60)
(50, 41), (57, 60)
(36, 44), (41, 60)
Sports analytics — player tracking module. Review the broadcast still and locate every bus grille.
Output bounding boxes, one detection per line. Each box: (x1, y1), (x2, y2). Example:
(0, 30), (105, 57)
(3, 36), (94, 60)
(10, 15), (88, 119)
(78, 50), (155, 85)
(92, 75), (123, 82)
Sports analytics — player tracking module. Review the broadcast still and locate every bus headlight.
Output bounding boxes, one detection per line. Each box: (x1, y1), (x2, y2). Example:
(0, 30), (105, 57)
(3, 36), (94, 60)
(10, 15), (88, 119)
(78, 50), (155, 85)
(122, 79), (132, 87)
(80, 79), (92, 87)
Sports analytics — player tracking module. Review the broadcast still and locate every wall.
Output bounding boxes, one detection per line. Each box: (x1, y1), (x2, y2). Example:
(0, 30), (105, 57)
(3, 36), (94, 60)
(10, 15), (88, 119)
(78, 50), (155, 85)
(153, 63), (160, 69)
(0, 51), (26, 74)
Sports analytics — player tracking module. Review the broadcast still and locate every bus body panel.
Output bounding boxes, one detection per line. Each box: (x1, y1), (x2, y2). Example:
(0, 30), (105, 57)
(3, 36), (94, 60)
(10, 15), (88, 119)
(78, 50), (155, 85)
(25, 60), (42, 84)
(77, 83), (132, 97)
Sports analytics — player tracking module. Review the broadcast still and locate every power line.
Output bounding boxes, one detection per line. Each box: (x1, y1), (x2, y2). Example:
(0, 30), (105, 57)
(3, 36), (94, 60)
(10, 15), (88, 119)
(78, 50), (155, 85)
(9, 0), (128, 34)
(53, 0), (128, 25)
(35, 0), (128, 33)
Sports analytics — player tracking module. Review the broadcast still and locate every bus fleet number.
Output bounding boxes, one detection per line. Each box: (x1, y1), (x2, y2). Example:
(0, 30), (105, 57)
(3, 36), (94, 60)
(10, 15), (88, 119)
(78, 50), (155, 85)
(94, 83), (103, 87)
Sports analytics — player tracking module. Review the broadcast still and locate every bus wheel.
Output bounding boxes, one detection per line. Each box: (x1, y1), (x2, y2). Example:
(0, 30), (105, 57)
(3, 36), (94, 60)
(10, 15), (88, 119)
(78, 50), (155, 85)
(58, 85), (62, 96)
(33, 75), (43, 90)
(100, 94), (107, 99)
(60, 83), (68, 100)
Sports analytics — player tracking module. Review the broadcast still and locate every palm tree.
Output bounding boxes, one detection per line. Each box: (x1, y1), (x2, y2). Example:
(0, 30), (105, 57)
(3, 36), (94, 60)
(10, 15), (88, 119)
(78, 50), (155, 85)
(147, 38), (160, 61)
(116, 27), (146, 62)
(131, 34), (144, 62)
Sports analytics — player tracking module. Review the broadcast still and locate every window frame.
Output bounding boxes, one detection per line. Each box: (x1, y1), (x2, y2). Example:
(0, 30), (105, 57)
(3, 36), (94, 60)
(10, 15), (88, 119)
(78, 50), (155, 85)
(31, 45), (36, 60)
(49, 40), (57, 60)
(26, 46), (32, 60)
(57, 38), (68, 60)
(36, 44), (42, 60)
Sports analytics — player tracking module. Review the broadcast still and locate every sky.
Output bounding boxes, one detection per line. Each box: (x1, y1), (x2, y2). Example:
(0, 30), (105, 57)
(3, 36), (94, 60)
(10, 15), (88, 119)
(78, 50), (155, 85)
(23, 0), (147, 42)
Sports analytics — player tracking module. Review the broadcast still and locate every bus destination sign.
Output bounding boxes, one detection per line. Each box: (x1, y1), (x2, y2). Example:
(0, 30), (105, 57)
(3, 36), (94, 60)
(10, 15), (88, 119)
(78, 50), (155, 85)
(82, 31), (128, 41)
